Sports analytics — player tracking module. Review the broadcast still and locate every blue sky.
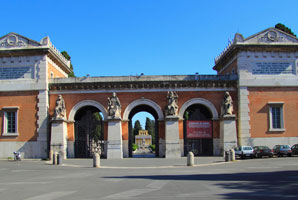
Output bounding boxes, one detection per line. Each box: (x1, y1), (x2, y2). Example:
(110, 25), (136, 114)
(2, 0), (298, 127)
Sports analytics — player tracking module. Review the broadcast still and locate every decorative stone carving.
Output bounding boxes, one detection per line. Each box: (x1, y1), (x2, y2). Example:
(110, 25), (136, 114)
(0, 35), (26, 48)
(53, 95), (66, 120)
(221, 91), (233, 117)
(107, 92), (121, 118)
(166, 91), (179, 116)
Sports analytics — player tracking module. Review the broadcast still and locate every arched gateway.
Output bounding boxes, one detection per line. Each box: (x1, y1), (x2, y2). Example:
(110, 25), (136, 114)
(123, 98), (164, 157)
(179, 98), (219, 156)
(49, 75), (237, 159)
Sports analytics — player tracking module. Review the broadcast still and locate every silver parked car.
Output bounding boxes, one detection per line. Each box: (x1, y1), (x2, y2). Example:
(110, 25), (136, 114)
(234, 146), (254, 159)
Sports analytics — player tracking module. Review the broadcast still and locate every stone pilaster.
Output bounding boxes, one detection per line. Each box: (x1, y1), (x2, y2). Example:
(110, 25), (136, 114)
(50, 119), (68, 159)
(36, 90), (49, 158)
(220, 115), (238, 154)
(165, 116), (181, 158)
(238, 86), (251, 146)
(107, 117), (123, 159)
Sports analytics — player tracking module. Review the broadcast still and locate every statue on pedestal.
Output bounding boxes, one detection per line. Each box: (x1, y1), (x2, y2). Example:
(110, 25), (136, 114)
(53, 95), (66, 120)
(108, 92), (121, 118)
(221, 91), (233, 116)
(166, 91), (179, 116)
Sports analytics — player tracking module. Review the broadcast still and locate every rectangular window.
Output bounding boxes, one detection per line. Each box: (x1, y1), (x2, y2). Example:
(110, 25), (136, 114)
(268, 102), (285, 132)
(2, 107), (19, 136)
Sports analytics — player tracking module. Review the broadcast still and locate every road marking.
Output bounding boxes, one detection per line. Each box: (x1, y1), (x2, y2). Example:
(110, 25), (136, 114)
(32, 172), (94, 180)
(105, 178), (124, 183)
(0, 181), (52, 185)
(24, 191), (76, 200)
(146, 180), (168, 189)
(11, 169), (36, 172)
(101, 180), (168, 199)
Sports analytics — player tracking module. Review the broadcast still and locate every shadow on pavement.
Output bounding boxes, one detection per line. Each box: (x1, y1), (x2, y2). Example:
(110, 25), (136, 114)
(103, 170), (298, 199)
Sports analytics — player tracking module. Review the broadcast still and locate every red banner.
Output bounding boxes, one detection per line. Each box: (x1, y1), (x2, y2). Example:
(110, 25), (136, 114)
(186, 120), (212, 139)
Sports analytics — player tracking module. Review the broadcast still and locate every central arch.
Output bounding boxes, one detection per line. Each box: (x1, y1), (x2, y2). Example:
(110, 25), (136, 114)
(123, 98), (164, 121)
(123, 99), (164, 157)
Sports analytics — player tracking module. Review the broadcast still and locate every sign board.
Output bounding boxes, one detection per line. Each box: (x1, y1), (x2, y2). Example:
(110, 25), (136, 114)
(186, 120), (212, 139)
(252, 62), (293, 75)
(0, 66), (33, 79)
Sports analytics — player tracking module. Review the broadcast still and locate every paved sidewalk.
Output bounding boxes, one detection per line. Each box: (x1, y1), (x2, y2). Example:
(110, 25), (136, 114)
(52, 156), (226, 168)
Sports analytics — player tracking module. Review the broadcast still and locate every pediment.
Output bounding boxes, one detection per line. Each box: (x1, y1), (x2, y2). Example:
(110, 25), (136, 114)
(0, 32), (42, 49)
(240, 28), (298, 44)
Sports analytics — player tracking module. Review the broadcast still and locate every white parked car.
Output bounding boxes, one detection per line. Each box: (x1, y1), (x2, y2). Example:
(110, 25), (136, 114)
(234, 146), (254, 159)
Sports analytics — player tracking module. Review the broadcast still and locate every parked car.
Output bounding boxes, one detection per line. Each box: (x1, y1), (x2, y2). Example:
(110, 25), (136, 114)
(253, 146), (273, 158)
(291, 144), (298, 156)
(234, 146), (254, 159)
(273, 145), (292, 157)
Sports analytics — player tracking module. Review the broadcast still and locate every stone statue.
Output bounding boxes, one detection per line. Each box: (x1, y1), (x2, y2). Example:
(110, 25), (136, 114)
(221, 91), (233, 116)
(166, 91), (179, 116)
(53, 95), (66, 120)
(108, 92), (121, 118)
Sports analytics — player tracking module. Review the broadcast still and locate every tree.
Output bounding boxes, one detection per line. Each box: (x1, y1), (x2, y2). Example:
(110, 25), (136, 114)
(133, 120), (142, 143)
(145, 117), (155, 144)
(61, 51), (75, 77)
(275, 23), (296, 37)
(92, 112), (103, 143)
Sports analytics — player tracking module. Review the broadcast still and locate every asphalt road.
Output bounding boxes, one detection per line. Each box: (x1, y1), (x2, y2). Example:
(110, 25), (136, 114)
(0, 157), (297, 200)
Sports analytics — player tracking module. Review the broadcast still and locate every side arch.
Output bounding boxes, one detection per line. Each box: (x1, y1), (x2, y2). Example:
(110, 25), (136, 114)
(179, 98), (219, 120)
(123, 98), (164, 121)
(68, 100), (108, 121)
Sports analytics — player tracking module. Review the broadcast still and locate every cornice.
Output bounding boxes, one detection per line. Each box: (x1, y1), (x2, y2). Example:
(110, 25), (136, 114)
(49, 77), (238, 91)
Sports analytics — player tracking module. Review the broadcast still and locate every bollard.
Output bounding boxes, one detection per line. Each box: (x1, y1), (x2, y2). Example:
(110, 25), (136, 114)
(52, 152), (57, 165)
(49, 150), (53, 161)
(93, 152), (100, 168)
(187, 152), (194, 166)
(225, 151), (231, 162)
(230, 149), (235, 161)
(57, 153), (62, 165)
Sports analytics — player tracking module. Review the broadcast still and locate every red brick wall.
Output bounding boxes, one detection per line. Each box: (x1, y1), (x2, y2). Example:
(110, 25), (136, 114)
(0, 91), (38, 142)
(48, 62), (67, 79)
(248, 87), (298, 138)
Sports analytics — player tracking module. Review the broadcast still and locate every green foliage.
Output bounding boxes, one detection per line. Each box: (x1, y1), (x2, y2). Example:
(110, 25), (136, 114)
(61, 51), (71, 60)
(132, 120), (142, 142)
(145, 117), (155, 144)
(61, 50), (75, 77)
(133, 120), (142, 135)
(132, 143), (138, 151)
(184, 111), (189, 120)
(275, 23), (296, 37)
(91, 112), (103, 142)
(149, 144), (155, 151)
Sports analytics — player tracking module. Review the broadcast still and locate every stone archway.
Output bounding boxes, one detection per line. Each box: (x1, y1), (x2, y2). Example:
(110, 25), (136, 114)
(123, 98), (164, 121)
(179, 98), (219, 156)
(123, 98), (164, 157)
(67, 100), (107, 158)
(179, 98), (219, 120)
(69, 100), (108, 121)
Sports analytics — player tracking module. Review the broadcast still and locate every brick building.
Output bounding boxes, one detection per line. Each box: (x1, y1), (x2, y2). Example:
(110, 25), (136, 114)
(1, 27), (298, 159)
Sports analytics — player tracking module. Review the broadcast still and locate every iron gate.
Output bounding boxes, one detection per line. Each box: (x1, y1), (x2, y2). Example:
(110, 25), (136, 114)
(75, 111), (104, 158)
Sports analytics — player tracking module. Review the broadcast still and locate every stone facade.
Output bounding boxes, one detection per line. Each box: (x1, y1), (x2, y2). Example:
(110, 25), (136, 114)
(1, 28), (298, 159)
